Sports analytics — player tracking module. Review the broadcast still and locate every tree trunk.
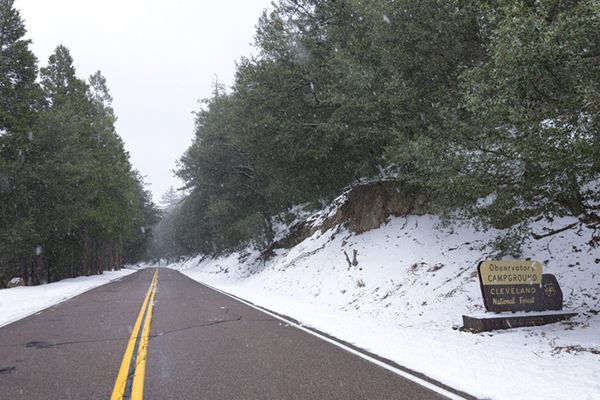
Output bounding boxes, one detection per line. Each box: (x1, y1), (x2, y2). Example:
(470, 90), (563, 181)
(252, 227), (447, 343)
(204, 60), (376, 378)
(90, 240), (97, 275)
(20, 260), (27, 285)
(264, 216), (274, 245)
(82, 227), (89, 277)
(108, 244), (113, 271)
(46, 259), (51, 284)
(33, 250), (43, 286)
(116, 245), (122, 271)
(98, 244), (104, 275)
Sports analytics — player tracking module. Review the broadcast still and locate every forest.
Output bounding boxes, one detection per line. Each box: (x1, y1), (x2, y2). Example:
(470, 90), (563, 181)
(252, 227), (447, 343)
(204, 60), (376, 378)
(2, 0), (600, 285)
(0, 0), (160, 286)
(157, 0), (600, 259)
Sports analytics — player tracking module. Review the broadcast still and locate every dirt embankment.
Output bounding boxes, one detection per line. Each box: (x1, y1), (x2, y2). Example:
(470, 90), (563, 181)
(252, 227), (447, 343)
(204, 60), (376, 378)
(278, 182), (428, 249)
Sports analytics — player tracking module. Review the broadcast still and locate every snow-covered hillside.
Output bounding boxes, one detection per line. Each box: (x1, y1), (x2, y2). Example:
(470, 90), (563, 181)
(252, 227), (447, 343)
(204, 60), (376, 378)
(1, 200), (597, 399)
(169, 211), (600, 400)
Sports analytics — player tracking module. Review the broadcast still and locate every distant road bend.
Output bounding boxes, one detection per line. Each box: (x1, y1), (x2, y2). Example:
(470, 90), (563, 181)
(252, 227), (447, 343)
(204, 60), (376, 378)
(0, 268), (475, 399)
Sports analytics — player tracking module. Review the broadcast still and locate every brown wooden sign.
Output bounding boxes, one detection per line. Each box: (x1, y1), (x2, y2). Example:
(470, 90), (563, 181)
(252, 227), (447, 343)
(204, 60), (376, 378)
(477, 261), (563, 312)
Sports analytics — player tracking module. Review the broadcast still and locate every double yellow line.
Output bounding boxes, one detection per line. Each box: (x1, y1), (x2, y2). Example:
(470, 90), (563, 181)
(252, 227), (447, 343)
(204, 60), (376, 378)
(111, 269), (158, 400)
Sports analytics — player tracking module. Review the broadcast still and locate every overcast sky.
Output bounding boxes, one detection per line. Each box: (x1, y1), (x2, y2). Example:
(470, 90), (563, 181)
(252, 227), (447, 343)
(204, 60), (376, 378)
(14, 0), (274, 204)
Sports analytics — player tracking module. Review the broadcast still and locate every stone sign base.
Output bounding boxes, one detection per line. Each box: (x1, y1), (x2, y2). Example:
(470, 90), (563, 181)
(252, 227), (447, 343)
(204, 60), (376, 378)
(462, 312), (577, 332)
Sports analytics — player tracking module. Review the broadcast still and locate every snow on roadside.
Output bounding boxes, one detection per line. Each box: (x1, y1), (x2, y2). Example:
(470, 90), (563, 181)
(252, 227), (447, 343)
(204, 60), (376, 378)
(0, 212), (597, 400)
(169, 214), (600, 400)
(0, 268), (136, 328)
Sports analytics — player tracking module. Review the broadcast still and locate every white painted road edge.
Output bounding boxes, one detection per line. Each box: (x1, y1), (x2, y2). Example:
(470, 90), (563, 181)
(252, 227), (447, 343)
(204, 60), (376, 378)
(200, 281), (469, 400)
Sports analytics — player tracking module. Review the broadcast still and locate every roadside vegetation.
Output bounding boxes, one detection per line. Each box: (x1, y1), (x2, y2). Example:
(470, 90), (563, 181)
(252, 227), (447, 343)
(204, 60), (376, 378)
(0, 0), (160, 286)
(157, 0), (600, 260)
(3, 0), (599, 284)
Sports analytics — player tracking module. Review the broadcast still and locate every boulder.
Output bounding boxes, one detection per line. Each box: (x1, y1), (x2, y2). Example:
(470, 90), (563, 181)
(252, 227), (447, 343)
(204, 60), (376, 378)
(7, 277), (25, 288)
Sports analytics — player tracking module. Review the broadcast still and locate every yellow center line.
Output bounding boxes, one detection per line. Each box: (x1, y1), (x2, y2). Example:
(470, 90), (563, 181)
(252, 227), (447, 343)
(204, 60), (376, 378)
(110, 269), (158, 400)
(130, 271), (157, 399)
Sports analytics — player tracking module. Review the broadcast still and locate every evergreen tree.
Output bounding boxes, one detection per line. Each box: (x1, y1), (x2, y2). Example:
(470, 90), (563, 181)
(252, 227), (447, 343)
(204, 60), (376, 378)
(85, 70), (141, 272)
(363, 0), (486, 180)
(432, 0), (600, 230)
(173, 0), (600, 258)
(0, 0), (40, 283)
(1, 38), (155, 283)
(0, 0), (38, 133)
(160, 186), (181, 211)
(122, 171), (161, 264)
(31, 45), (96, 279)
(244, 0), (374, 197)
(177, 84), (273, 252)
(171, 191), (213, 256)
(175, 0), (487, 254)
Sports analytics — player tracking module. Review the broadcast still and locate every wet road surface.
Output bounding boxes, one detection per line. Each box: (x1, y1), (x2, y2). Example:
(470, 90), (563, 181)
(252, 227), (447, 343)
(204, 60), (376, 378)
(0, 268), (473, 399)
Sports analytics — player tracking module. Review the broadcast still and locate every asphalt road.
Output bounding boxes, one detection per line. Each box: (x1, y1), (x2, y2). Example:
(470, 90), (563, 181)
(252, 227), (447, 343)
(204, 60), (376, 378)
(0, 268), (474, 399)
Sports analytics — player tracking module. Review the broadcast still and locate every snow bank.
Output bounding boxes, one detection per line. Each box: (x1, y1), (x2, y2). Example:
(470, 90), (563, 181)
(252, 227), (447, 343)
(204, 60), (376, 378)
(0, 268), (136, 328)
(170, 214), (600, 400)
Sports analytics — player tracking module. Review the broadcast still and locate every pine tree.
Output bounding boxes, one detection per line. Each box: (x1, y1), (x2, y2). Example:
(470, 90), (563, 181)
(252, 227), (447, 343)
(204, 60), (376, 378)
(0, 0), (38, 133)
(0, 4), (158, 283)
(0, 0), (40, 284)
(122, 171), (161, 264)
(160, 186), (181, 211)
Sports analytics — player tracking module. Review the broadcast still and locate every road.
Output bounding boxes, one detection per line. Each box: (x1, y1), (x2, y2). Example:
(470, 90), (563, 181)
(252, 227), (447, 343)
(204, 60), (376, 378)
(0, 268), (474, 399)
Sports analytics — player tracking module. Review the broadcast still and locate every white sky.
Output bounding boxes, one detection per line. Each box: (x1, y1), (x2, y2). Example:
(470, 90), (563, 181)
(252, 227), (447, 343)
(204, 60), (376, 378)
(14, 0), (274, 204)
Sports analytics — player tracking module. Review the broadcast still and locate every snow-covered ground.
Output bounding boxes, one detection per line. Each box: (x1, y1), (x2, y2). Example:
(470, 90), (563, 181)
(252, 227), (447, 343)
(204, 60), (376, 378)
(168, 213), (600, 400)
(1, 214), (598, 399)
(0, 269), (136, 328)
